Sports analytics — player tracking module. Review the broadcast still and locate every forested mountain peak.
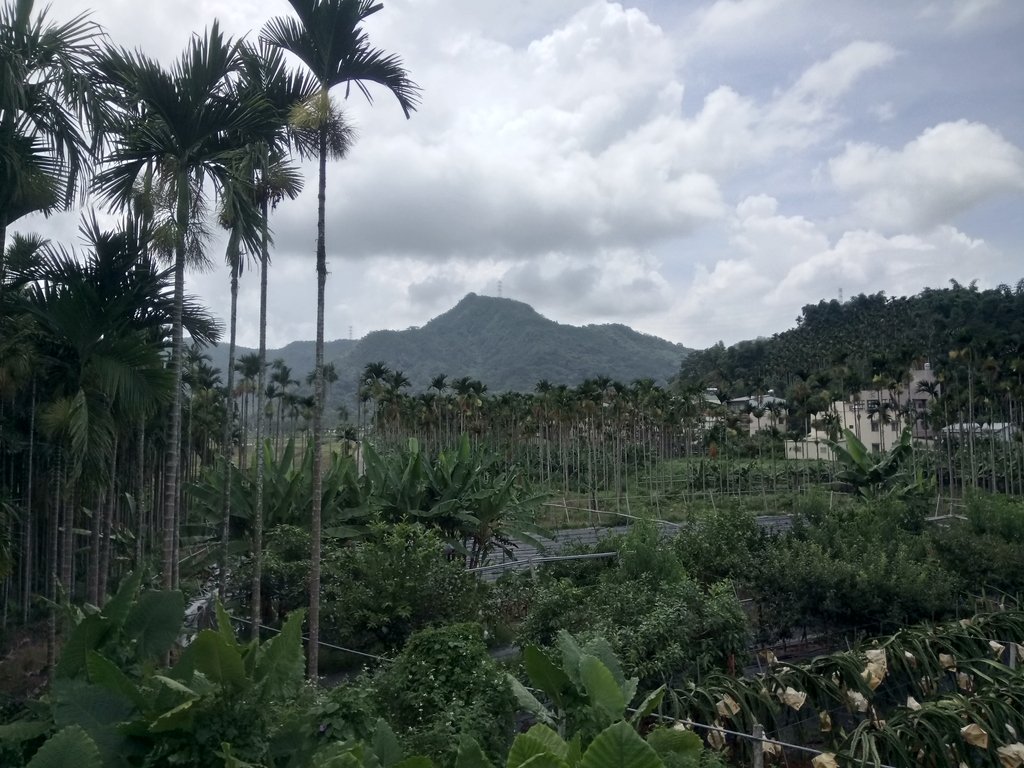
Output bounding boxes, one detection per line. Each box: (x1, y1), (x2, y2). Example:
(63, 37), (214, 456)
(211, 293), (691, 403)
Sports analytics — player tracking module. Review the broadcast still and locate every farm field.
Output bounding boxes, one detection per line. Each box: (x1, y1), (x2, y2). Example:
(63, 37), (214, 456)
(3, 0), (1024, 765)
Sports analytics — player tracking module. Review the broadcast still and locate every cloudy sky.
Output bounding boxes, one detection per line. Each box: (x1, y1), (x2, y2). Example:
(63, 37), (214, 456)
(23, 0), (1024, 349)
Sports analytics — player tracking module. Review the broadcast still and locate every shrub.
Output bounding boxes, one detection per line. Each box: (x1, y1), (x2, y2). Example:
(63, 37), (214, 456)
(520, 523), (749, 686)
(373, 623), (516, 764)
(320, 522), (484, 657)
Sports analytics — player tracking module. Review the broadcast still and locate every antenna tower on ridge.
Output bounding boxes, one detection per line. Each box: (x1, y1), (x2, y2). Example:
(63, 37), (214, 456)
(348, 325), (353, 340)
(498, 280), (503, 298)
(838, 287), (843, 303)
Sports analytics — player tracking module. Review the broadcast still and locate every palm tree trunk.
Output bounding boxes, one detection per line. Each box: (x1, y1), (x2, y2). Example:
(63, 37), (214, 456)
(0, 216), (8, 295)
(219, 257), (240, 599)
(47, 455), (62, 673)
(89, 489), (103, 605)
(21, 379), (35, 623)
(134, 419), (146, 569)
(61, 481), (76, 599)
(162, 177), (188, 590)
(308, 125), (328, 679)
(99, 447), (115, 604)
(251, 198), (270, 639)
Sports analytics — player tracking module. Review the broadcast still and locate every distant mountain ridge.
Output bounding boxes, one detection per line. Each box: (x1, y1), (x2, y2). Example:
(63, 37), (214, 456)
(208, 293), (690, 405)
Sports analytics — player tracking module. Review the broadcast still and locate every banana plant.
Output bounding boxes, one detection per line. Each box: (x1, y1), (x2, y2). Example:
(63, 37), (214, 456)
(825, 427), (924, 499)
(363, 435), (548, 566)
(188, 438), (371, 550)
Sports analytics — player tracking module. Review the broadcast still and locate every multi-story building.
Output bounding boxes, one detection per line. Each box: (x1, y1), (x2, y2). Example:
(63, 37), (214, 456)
(784, 363), (937, 460)
(725, 391), (787, 437)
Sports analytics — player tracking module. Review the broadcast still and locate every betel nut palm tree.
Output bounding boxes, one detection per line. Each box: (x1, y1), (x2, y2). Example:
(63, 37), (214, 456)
(0, 0), (102, 282)
(262, 0), (420, 678)
(217, 41), (324, 623)
(94, 23), (266, 589)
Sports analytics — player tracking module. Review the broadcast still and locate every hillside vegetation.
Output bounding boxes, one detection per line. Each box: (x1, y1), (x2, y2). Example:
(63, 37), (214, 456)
(677, 280), (1024, 397)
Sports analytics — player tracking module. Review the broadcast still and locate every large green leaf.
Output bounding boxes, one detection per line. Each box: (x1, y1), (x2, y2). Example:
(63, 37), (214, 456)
(147, 699), (196, 733)
(524, 646), (572, 707)
(86, 651), (147, 710)
(0, 720), (50, 744)
(393, 759), (435, 768)
(455, 735), (495, 768)
(178, 630), (247, 689)
(645, 728), (701, 761)
(521, 724), (569, 760)
(517, 757), (568, 768)
(581, 638), (626, 689)
(26, 725), (102, 768)
(509, 675), (555, 726)
(557, 631), (584, 688)
(508, 732), (570, 768)
(255, 608), (305, 696)
(54, 614), (111, 679)
(100, 570), (143, 628)
(215, 599), (240, 649)
(372, 718), (405, 768)
(123, 589), (185, 660)
(630, 686), (666, 726)
(51, 678), (134, 765)
(579, 655), (625, 722)
(580, 721), (663, 768)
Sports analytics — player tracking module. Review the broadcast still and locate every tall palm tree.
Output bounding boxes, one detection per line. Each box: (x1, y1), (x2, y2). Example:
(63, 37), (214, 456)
(225, 42), (323, 631)
(0, 0), (101, 262)
(14, 217), (217, 615)
(262, 0), (419, 678)
(94, 25), (265, 588)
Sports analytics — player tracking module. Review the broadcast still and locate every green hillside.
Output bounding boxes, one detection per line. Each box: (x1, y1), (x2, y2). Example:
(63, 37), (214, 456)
(210, 293), (690, 404)
(676, 280), (1024, 398)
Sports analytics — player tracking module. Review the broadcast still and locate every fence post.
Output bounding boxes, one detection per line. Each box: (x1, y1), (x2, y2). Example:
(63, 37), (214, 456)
(752, 723), (764, 768)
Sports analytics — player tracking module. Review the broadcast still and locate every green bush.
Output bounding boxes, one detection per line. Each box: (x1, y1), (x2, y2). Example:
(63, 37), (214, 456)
(672, 504), (767, 584)
(965, 491), (1024, 542)
(929, 521), (1024, 597)
(751, 504), (960, 640)
(320, 522), (483, 657)
(520, 523), (749, 686)
(373, 623), (516, 764)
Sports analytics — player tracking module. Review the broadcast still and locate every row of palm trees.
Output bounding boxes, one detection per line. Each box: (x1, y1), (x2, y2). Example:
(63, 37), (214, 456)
(1, 0), (418, 677)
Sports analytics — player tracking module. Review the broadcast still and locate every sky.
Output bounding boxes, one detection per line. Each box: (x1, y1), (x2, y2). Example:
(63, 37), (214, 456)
(22, 0), (1024, 350)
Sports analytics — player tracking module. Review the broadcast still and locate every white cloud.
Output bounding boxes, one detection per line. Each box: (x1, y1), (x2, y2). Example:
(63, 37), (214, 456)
(767, 41), (897, 129)
(301, 30), (896, 262)
(15, 0), (1024, 354)
(947, 0), (1005, 31)
(830, 120), (1024, 232)
(662, 196), (1010, 347)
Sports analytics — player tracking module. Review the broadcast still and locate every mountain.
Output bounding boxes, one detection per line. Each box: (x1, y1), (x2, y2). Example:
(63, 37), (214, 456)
(208, 293), (690, 404)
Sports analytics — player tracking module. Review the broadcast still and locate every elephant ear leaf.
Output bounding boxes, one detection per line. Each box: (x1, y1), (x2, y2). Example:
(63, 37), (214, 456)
(255, 608), (305, 696)
(523, 645), (571, 707)
(579, 654), (625, 722)
(124, 590), (185, 660)
(27, 725), (102, 768)
(178, 630), (246, 688)
(581, 721), (663, 768)
(54, 614), (110, 679)
(100, 570), (143, 628)
(372, 718), (405, 768)
(455, 735), (495, 768)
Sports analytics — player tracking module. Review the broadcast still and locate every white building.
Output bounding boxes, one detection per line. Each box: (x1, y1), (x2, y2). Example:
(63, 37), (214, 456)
(785, 364), (937, 460)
